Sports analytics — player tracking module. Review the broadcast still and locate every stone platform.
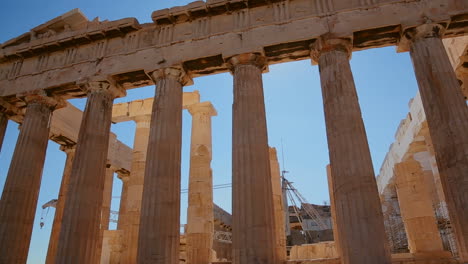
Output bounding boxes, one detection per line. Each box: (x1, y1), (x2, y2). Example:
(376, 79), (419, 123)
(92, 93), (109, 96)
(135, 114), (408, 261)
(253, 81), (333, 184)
(287, 253), (460, 264)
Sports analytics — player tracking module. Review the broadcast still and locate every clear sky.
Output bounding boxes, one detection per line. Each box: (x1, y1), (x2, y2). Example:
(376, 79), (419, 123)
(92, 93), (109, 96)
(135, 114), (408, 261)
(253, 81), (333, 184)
(0, 1), (420, 263)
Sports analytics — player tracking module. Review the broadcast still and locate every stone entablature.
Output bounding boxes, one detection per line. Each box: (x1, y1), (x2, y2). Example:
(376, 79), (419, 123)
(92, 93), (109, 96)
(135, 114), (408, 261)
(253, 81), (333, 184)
(0, 9), (139, 62)
(112, 91), (200, 123)
(0, 0), (466, 102)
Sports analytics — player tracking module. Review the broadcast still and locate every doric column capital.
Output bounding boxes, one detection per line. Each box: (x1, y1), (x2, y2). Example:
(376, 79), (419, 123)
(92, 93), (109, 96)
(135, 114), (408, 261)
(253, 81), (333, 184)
(148, 67), (193, 86)
(59, 144), (76, 154)
(80, 81), (126, 99)
(17, 90), (66, 110)
(226, 53), (268, 73)
(398, 23), (446, 52)
(187, 101), (217, 117)
(134, 115), (152, 128)
(310, 36), (353, 65)
(117, 170), (131, 182)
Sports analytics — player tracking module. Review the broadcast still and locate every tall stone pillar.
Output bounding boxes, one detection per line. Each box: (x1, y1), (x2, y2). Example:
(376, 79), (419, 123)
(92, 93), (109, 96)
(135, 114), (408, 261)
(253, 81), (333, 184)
(55, 81), (125, 264)
(311, 37), (391, 264)
(137, 68), (192, 264)
(394, 158), (445, 254)
(402, 23), (468, 261)
(186, 102), (217, 264)
(326, 165), (341, 257)
(227, 53), (278, 264)
(0, 92), (63, 263)
(96, 166), (116, 262)
(121, 115), (151, 263)
(117, 173), (130, 230)
(0, 111), (7, 153)
(108, 172), (129, 264)
(269, 147), (287, 262)
(102, 166), (115, 230)
(46, 144), (76, 264)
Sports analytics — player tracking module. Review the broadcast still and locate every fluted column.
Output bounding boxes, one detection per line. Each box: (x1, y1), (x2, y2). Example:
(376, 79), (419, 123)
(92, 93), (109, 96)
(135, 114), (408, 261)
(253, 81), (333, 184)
(102, 166), (115, 230)
(395, 158), (445, 253)
(269, 147), (287, 262)
(121, 115), (151, 263)
(107, 172), (129, 263)
(96, 166), (116, 263)
(137, 68), (192, 264)
(326, 165), (341, 257)
(55, 81), (125, 264)
(0, 92), (63, 264)
(402, 24), (468, 261)
(227, 53), (278, 264)
(46, 144), (76, 264)
(186, 102), (217, 264)
(311, 37), (391, 264)
(0, 111), (7, 153)
(117, 173), (130, 229)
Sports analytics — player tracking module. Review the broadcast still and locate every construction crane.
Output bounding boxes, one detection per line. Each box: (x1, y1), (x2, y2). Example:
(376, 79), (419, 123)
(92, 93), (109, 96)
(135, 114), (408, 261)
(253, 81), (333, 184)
(279, 141), (328, 233)
(40, 199), (58, 229)
(282, 175), (328, 231)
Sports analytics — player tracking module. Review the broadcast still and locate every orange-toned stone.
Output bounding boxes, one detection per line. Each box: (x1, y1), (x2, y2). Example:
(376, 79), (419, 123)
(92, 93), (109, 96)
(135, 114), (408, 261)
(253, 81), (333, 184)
(311, 37), (391, 264)
(186, 102), (217, 264)
(0, 93), (62, 263)
(229, 53), (279, 264)
(137, 68), (191, 264)
(405, 24), (468, 262)
(46, 145), (76, 264)
(55, 82), (124, 263)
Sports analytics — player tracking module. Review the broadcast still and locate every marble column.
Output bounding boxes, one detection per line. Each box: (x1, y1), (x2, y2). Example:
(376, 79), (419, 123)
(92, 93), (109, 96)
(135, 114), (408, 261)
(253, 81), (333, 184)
(96, 166), (116, 263)
(394, 158), (445, 253)
(403, 23), (468, 261)
(0, 111), (7, 153)
(326, 165), (341, 257)
(227, 53), (278, 264)
(269, 147), (287, 262)
(186, 102), (217, 264)
(121, 115), (151, 263)
(117, 172), (130, 230)
(102, 166), (115, 230)
(55, 81), (125, 264)
(46, 144), (76, 264)
(108, 170), (129, 263)
(137, 68), (191, 264)
(0, 92), (63, 264)
(311, 37), (391, 264)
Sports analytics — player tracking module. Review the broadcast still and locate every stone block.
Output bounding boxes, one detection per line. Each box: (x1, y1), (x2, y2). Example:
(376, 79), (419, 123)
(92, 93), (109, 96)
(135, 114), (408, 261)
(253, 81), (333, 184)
(289, 242), (338, 260)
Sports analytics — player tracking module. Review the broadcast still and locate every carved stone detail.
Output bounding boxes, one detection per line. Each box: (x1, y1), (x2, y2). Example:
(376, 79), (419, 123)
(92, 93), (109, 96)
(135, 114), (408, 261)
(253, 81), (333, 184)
(226, 53), (268, 72)
(80, 81), (126, 99)
(310, 36), (352, 65)
(148, 67), (193, 86)
(399, 23), (446, 52)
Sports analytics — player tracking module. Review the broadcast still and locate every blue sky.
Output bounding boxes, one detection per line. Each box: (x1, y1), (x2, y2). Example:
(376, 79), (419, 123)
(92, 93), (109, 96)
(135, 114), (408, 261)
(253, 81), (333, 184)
(0, 1), (419, 263)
